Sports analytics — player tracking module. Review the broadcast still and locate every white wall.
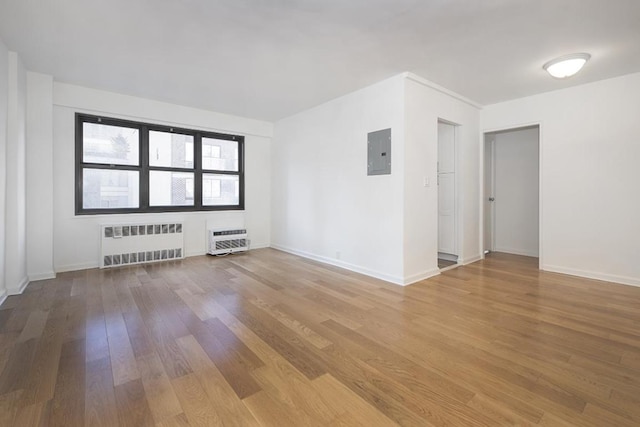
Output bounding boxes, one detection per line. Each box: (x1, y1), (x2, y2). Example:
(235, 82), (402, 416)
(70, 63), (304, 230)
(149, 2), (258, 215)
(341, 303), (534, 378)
(0, 39), (8, 301)
(271, 75), (406, 283)
(404, 75), (481, 283)
(492, 127), (539, 257)
(26, 72), (55, 280)
(481, 72), (640, 287)
(5, 52), (28, 293)
(52, 83), (272, 272)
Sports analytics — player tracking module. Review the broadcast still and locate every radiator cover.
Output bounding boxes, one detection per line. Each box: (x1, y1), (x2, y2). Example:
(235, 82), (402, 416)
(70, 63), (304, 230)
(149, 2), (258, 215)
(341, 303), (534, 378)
(208, 229), (249, 255)
(100, 223), (184, 268)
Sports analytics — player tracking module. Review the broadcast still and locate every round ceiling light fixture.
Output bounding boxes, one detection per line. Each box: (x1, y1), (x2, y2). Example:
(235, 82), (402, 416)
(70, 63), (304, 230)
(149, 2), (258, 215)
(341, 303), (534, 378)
(543, 53), (591, 79)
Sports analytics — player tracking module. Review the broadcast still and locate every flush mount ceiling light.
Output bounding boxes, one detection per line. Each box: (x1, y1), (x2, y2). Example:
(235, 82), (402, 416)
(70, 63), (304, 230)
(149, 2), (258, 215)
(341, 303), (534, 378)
(543, 53), (591, 79)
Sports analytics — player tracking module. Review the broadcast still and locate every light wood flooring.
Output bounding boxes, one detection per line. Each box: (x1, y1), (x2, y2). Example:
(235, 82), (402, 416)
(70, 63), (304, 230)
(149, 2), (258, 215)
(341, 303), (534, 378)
(0, 249), (639, 426)
(437, 258), (457, 270)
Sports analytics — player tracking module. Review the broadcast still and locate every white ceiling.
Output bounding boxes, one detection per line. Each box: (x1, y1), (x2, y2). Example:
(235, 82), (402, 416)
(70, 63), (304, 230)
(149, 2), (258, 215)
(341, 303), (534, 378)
(1, 0), (639, 121)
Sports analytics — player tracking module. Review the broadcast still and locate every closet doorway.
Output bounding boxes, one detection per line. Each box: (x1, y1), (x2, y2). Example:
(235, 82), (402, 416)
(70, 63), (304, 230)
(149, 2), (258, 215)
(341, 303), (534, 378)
(438, 121), (458, 269)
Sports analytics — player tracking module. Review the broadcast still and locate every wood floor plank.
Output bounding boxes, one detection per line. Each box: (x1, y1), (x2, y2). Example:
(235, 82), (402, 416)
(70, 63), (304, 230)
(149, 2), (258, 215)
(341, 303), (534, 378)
(311, 373), (399, 427)
(171, 373), (223, 426)
(1, 249), (640, 426)
(155, 412), (191, 427)
(17, 309), (49, 343)
(17, 311), (66, 406)
(114, 379), (155, 427)
(105, 312), (140, 386)
(0, 338), (37, 394)
(85, 356), (119, 427)
(0, 390), (21, 426)
(175, 334), (260, 427)
(136, 352), (183, 423)
(12, 401), (47, 427)
(242, 389), (311, 427)
(46, 338), (86, 427)
(185, 314), (262, 399)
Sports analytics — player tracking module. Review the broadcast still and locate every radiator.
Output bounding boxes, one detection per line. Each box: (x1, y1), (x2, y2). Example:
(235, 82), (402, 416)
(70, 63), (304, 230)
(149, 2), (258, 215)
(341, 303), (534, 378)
(207, 229), (249, 255)
(100, 223), (184, 268)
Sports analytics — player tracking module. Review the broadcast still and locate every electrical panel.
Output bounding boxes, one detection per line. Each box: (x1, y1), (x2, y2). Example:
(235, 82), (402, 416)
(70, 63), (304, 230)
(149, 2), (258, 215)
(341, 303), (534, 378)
(367, 128), (391, 175)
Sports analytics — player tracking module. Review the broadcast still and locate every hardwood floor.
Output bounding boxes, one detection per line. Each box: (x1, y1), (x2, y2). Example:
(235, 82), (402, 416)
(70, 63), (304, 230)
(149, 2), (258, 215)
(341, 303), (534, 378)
(437, 258), (457, 270)
(0, 249), (639, 426)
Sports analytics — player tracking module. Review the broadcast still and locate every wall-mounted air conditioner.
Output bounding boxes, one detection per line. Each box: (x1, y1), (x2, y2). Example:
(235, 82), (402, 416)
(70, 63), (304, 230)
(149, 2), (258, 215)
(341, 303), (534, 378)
(207, 229), (249, 255)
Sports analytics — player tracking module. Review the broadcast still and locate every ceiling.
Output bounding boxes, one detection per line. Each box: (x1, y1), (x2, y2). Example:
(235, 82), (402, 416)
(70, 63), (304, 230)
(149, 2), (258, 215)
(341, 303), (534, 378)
(1, 0), (639, 121)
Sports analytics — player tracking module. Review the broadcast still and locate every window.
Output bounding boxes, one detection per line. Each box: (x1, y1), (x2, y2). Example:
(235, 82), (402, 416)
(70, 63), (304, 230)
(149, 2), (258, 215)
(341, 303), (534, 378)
(76, 113), (244, 214)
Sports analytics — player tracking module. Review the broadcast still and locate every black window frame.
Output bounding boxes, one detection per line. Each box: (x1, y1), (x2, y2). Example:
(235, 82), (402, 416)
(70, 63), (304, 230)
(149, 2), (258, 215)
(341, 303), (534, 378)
(75, 113), (245, 215)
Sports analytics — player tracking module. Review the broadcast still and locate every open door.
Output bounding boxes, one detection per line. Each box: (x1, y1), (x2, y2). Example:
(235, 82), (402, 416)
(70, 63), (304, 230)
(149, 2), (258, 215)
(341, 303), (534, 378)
(484, 135), (495, 254)
(438, 121), (458, 268)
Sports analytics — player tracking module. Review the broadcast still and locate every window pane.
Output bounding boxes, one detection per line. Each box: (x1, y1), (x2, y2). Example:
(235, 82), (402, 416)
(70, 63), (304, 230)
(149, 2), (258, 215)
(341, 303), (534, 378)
(82, 168), (139, 209)
(203, 174), (239, 206)
(149, 171), (194, 206)
(202, 138), (238, 171)
(83, 122), (139, 165)
(149, 131), (194, 168)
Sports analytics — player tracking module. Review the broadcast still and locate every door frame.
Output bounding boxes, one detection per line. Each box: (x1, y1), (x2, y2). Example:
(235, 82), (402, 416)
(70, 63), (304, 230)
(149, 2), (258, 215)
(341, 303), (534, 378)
(437, 118), (461, 266)
(484, 135), (496, 253)
(480, 122), (543, 268)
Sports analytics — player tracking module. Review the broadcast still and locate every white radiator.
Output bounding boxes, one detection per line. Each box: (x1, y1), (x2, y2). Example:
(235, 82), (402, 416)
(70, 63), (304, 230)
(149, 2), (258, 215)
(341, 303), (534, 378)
(207, 229), (249, 255)
(100, 223), (184, 268)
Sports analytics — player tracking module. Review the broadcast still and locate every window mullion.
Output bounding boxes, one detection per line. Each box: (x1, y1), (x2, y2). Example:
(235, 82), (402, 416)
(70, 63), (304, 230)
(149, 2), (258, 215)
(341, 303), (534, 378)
(195, 133), (203, 209)
(141, 125), (150, 210)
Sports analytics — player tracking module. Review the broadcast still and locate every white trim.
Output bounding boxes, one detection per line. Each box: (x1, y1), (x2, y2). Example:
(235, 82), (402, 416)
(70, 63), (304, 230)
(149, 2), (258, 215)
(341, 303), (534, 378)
(28, 271), (56, 281)
(439, 263), (460, 273)
(249, 242), (270, 250)
(0, 289), (8, 307)
(542, 264), (640, 288)
(494, 247), (539, 258)
(55, 262), (98, 273)
(404, 72), (483, 109)
(461, 254), (482, 265)
(8, 277), (30, 295)
(186, 250), (207, 258)
(403, 268), (441, 286)
(270, 244), (405, 285)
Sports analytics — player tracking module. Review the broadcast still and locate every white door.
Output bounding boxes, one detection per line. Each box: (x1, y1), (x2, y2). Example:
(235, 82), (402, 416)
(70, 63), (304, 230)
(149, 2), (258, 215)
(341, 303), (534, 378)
(484, 137), (495, 253)
(493, 127), (539, 257)
(438, 122), (456, 256)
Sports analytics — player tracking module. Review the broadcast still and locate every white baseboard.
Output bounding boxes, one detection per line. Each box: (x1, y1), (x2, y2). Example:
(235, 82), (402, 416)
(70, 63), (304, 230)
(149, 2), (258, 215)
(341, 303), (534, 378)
(28, 271), (56, 281)
(56, 262), (98, 273)
(270, 243), (405, 285)
(403, 268), (441, 285)
(186, 250), (207, 258)
(0, 289), (8, 307)
(494, 247), (539, 257)
(8, 276), (30, 295)
(461, 254), (482, 265)
(542, 264), (640, 288)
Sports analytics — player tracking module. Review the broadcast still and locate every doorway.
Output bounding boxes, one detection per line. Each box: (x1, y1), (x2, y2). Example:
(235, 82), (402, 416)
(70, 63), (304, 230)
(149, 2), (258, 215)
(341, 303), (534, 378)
(484, 125), (540, 258)
(438, 121), (458, 269)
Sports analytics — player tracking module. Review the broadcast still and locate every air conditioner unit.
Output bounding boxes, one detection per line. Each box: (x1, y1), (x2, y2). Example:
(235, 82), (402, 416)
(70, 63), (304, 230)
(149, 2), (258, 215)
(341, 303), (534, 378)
(207, 229), (249, 255)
